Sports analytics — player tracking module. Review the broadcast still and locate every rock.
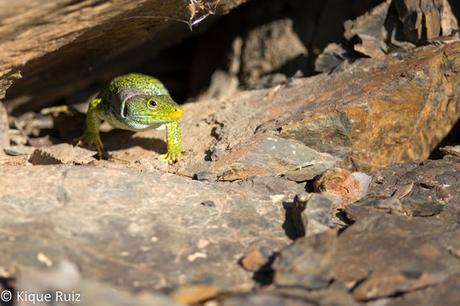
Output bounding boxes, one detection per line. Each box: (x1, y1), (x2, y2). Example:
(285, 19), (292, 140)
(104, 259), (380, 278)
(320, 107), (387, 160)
(393, 0), (442, 43)
(192, 171), (217, 182)
(288, 194), (335, 238)
(240, 18), (308, 87)
(198, 70), (239, 100)
(13, 112), (53, 137)
(440, 145), (460, 157)
(28, 144), (95, 165)
(314, 43), (356, 73)
(0, 165), (289, 291)
(347, 156), (460, 217)
(344, 0), (391, 58)
(272, 209), (460, 302)
(272, 282), (358, 306)
(278, 43), (460, 170)
(332, 211), (460, 288)
(254, 73), (288, 90)
(367, 156), (460, 212)
(236, 176), (306, 201)
(27, 135), (59, 148)
(170, 284), (221, 305)
(208, 136), (338, 181)
(180, 43), (460, 178)
(273, 230), (337, 289)
(314, 168), (371, 208)
(384, 274), (460, 306)
(239, 246), (274, 273)
(352, 268), (447, 301)
(439, 0), (459, 37)
(4, 145), (35, 156)
(345, 197), (405, 219)
(16, 260), (182, 306)
(268, 157), (460, 303)
(9, 129), (29, 146)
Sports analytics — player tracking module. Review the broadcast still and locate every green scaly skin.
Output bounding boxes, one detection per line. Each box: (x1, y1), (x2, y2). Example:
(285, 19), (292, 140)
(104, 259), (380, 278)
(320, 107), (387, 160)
(79, 73), (183, 162)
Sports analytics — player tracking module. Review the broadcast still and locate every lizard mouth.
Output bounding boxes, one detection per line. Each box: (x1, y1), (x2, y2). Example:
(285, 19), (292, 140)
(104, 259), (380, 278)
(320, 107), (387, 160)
(127, 107), (183, 122)
(126, 115), (173, 125)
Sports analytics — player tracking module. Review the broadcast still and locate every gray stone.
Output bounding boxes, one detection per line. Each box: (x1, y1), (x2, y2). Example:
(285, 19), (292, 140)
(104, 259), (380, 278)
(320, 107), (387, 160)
(0, 165), (289, 291)
(333, 211), (460, 286)
(16, 261), (181, 306)
(4, 145), (35, 156)
(383, 274), (460, 306)
(273, 230), (336, 289)
(367, 156), (460, 214)
(288, 193), (335, 238)
(211, 136), (338, 182)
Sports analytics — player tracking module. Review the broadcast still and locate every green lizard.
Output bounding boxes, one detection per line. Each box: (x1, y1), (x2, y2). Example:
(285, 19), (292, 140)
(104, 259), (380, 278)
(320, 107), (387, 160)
(79, 73), (183, 162)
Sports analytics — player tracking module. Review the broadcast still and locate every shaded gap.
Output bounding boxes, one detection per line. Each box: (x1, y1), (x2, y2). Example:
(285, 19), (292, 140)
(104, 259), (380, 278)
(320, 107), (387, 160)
(429, 118), (460, 159)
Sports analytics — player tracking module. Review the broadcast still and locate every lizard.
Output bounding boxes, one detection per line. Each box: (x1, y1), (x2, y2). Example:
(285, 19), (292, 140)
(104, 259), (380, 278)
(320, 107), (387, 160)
(78, 73), (183, 162)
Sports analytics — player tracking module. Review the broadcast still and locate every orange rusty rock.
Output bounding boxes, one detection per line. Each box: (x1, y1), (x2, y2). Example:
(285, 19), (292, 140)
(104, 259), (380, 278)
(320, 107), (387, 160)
(314, 168), (370, 208)
(170, 284), (221, 305)
(314, 168), (359, 205)
(240, 247), (270, 272)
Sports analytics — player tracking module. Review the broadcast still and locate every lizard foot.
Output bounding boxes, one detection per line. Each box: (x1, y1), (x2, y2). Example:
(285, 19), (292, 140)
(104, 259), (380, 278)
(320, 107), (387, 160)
(76, 133), (105, 159)
(160, 151), (182, 163)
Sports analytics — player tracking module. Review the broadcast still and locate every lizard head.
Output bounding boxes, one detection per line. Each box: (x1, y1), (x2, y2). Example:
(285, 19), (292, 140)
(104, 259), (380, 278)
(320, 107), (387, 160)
(122, 94), (183, 125)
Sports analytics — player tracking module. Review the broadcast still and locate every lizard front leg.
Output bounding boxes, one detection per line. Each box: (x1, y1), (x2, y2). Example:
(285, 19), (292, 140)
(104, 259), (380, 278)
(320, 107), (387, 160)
(78, 97), (105, 158)
(161, 121), (182, 162)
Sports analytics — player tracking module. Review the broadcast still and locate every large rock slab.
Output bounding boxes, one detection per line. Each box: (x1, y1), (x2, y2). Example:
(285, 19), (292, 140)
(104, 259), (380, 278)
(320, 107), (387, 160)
(176, 43), (460, 175)
(0, 165), (291, 291)
(1, 0), (247, 113)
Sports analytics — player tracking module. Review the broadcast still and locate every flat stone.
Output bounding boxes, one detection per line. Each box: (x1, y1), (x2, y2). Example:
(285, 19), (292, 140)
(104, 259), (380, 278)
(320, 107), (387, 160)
(287, 193), (335, 238)
(352, 268), (447, 301)
(384, 274), (460, 306)
(4, 145), (35, 156)
(170, 284), (221, 305)
(367, 156), (460, 213)
(0, 165), (290, 291)
(332, 212), (460, 286)
(209, 136), (338, 181)
(273, 230), (337, 289)
(179, 43), (460, 179)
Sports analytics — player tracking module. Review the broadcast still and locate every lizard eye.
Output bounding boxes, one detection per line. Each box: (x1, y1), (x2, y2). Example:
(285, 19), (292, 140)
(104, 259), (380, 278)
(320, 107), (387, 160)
(148, 100), (157, 108)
